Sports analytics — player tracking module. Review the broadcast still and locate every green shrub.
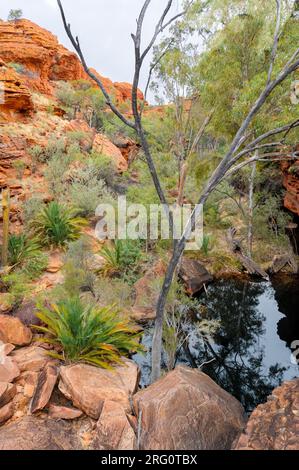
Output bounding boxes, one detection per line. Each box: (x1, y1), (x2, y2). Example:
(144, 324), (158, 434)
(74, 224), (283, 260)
(28, 145), (44, 172)
(8, 234), (41, 267)
(67, 164), (114, 217)
(101, 240), (143, 276)
(33, 201), (87, 247)
(1, 273), (30, 308)
(90, 153), (117, 186)
(12, 160), (26, 179)
(63, 237), (95, 295)
(94, 278), (134, 310)
(44, 137), (66, 161)
(22, 196), (44, 228)
(21, 253), (49, 280)
(33, 297), (143, 368)
(44, 155), (71, 197)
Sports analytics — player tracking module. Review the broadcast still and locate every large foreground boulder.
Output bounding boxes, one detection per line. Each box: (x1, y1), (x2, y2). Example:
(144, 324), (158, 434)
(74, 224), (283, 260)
(59, 359), (139, 419)
(234, 379), (299, 450)
(133, 366), (246, 450)
(0, 416), (83, 450)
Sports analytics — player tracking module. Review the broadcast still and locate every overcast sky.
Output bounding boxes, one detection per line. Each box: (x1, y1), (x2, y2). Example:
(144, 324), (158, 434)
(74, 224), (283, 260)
(0, 0), (183, 102)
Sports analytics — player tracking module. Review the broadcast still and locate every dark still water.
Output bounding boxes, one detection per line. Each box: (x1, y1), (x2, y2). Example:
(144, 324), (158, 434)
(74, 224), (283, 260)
(133, 276), (299, 412)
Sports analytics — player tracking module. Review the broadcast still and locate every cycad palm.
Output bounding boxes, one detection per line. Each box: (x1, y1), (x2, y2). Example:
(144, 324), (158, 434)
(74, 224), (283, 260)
(34, 201), (87, 247)
(33, 297), (143, 368)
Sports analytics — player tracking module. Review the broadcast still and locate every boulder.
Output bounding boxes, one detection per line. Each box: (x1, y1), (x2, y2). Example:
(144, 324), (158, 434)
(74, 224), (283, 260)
(91, 401), (136, 450)
(0, 382), (17, 408)
(0, 402), (14, 426)
(0, 353), (20, 384)
(48, 405), (83, 420)
(11, 346), (51, 372)
(59, 360), (139, 419)
(234, 379), (299, 450)
(179, 258), (213, 295)
(0, 315), (32, 346)
(30, 364), (59, 414)
(92, 134), (128, 173)
(0, 342), (15, 356)
(0, 416), (83, 450)
(133, 366), (246, 450)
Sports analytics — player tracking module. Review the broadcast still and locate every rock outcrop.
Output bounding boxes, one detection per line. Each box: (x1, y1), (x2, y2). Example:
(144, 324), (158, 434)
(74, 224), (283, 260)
(0, 315), (32, 346)
(234, 379), (299, 450)
(0, 19), (144, 103)
(133, 365), (246, 450)
(281, 156), (299, 216)
(0, 416), (84, 450)
(179, 258), (213, 295)
(58, 360), (139, 419)
(92, 133), (128, 172)
(30, 364), (59, 414)
(91, 400), (136, 450)
(0, 60), (33, 119)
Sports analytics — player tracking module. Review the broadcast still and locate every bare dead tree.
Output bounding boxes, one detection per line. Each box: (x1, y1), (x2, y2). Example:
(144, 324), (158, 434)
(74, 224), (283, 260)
(57, 0), (299, 381)
(57, 0), (193, 239)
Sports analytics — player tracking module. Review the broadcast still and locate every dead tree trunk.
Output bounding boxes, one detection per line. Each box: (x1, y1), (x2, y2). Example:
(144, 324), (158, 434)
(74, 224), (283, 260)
(247, 159), (256, 257)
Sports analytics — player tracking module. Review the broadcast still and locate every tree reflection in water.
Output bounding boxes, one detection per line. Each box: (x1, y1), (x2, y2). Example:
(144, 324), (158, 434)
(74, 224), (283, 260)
(133, 277), (298, 413)
(188, 280), (286, 413)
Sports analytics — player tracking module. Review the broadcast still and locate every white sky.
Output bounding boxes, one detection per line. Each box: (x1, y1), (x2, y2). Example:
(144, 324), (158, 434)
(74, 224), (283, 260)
(0, 0), (183, 102)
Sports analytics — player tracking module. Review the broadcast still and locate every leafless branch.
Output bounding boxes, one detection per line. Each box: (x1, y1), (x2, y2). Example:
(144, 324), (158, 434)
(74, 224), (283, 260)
(267, 0), (282, 86)
(226, 151), (299, 179)
(57, 0), (136, 130)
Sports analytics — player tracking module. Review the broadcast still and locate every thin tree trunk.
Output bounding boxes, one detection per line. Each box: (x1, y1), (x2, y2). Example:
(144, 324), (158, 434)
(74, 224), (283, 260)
(1, 188), (10, 267)
(247, 159), (256, 257)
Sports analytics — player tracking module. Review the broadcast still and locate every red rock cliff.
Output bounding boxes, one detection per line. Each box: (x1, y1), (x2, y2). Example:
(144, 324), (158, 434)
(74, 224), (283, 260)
(0, 19), (144, 103)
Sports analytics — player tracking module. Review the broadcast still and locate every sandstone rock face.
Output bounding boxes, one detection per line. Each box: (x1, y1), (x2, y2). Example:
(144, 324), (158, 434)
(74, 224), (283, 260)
(59, 360), (139, 419)
(0, 346), (20, 383)
(92, 133), (128, 172)
(179, 258), (213, 295)
(282, 157), (299, 216)
(0, 416), (83, 450)
(30, 365), (59, 414)
(234, 379), (299, 450)
(11, 346), (51, 372)
(0, 382), (17, 408)
(91, 400), (136, 450)
(133, 366), (246, 450)
(0, 315), (32, 346)
(49, 405), (83, 421)
(0, 19), (144, 103)
(0, 402), (14, 426)
(0, 20), (86, 95)
(0, 60), (33, 119)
